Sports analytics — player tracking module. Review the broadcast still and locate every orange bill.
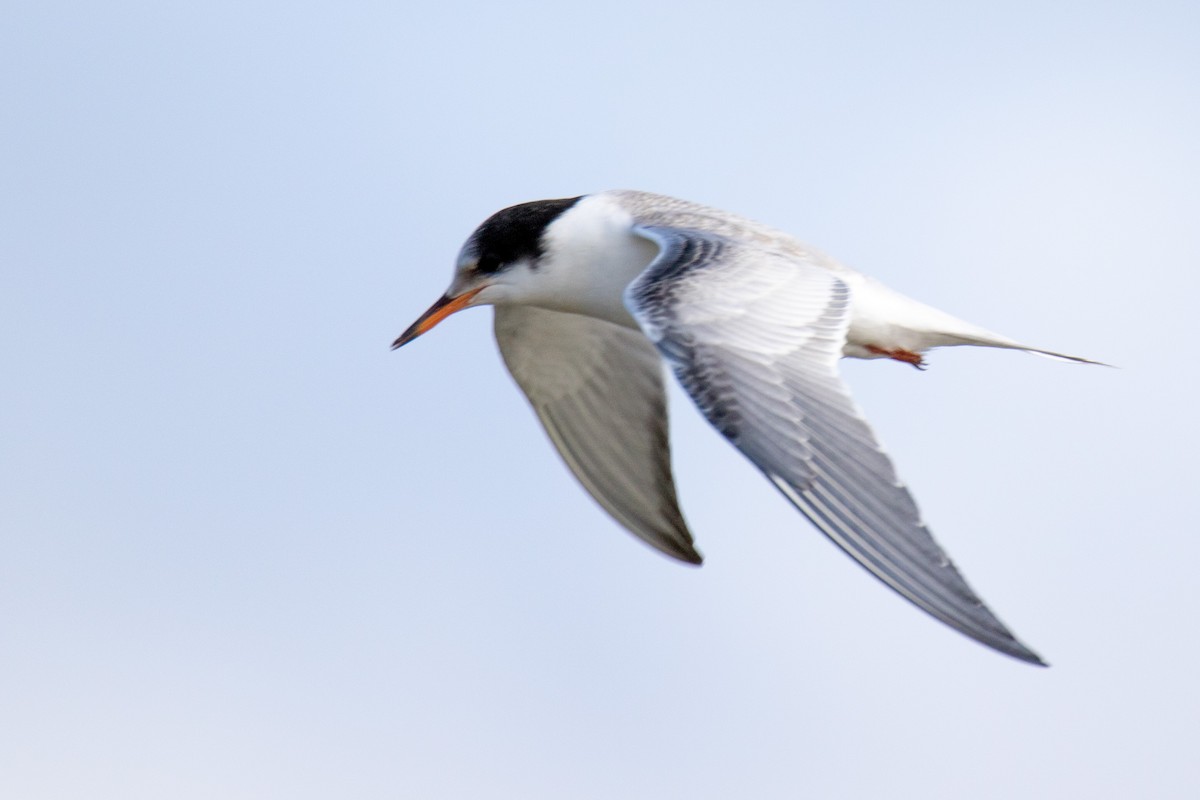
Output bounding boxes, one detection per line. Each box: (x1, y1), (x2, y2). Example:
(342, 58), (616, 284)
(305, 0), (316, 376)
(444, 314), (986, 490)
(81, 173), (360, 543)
(391, 286), (485, 349)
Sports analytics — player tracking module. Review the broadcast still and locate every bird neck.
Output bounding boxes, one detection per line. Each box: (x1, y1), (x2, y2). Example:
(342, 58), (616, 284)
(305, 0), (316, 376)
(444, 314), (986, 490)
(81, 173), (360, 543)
(532, 195), (659, 328)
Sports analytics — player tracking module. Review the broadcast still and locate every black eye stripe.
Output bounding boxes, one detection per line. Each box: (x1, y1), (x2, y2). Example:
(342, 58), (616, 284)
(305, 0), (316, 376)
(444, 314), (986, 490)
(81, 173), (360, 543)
(467, 197), (582, 273)
(476, 254), (502, 274)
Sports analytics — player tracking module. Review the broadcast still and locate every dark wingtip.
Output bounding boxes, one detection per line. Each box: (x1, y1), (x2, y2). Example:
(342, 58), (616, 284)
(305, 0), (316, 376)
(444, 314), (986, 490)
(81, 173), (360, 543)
(674, 543), (704, 566)
(1019, 650), (1050, 668)
(999, 639), (1049, 667)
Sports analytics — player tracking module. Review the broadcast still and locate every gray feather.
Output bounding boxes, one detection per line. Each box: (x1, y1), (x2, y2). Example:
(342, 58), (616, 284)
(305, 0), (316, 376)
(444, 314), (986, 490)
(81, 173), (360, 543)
(494, 305), (701, 564)
(625, 224), (1044, 664)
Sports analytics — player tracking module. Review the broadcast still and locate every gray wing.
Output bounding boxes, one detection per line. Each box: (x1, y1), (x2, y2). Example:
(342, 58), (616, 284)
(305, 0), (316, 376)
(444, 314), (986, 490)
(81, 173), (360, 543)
(626, 226), (1044, 664)
(493, 305), (701, 564)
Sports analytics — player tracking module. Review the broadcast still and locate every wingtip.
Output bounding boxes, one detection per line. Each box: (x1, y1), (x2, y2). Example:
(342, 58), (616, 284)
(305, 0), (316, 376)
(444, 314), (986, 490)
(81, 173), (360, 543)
(1017, 649), (1051, 668)
(995, 638), (1049, 667)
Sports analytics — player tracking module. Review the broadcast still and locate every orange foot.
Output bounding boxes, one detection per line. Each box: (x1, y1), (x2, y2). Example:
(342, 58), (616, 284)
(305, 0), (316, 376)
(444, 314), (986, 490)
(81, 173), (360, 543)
(866, 345), (927, 370)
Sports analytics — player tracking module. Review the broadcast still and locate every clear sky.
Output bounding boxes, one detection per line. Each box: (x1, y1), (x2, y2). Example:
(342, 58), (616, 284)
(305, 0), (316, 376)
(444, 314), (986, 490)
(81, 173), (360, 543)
(3, 2), (1198, 798)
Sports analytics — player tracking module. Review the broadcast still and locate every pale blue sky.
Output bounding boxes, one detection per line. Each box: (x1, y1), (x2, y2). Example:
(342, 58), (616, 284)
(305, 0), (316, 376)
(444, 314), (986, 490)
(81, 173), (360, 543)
(3, 2), (1198, 798)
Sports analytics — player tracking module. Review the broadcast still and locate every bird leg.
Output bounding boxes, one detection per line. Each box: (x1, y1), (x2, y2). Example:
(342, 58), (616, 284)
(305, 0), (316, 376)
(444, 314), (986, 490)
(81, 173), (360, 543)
(866, 344), (927, 370)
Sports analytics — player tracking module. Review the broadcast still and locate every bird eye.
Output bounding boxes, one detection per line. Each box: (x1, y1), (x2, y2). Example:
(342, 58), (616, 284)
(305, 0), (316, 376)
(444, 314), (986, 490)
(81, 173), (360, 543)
(475, 254), (501, 274)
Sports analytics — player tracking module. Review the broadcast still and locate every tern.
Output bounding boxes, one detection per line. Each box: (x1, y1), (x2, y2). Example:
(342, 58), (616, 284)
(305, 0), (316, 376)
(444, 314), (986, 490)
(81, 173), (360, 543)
(393, 190), (1097, 664)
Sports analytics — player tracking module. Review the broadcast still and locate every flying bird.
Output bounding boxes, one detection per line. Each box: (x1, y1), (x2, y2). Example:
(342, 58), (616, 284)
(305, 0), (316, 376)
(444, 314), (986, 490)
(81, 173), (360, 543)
(393, 190), (1097, 664)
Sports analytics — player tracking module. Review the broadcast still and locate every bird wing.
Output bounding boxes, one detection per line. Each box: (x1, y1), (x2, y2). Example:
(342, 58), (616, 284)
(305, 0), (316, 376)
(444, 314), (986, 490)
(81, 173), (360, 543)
(493, 305), (701, 564)
(625, 226), (1043, 663)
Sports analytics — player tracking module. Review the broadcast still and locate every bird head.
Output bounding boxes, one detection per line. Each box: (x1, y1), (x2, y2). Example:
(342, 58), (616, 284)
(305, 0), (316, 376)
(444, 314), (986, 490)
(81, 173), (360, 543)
(392, 197), (582, 349)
